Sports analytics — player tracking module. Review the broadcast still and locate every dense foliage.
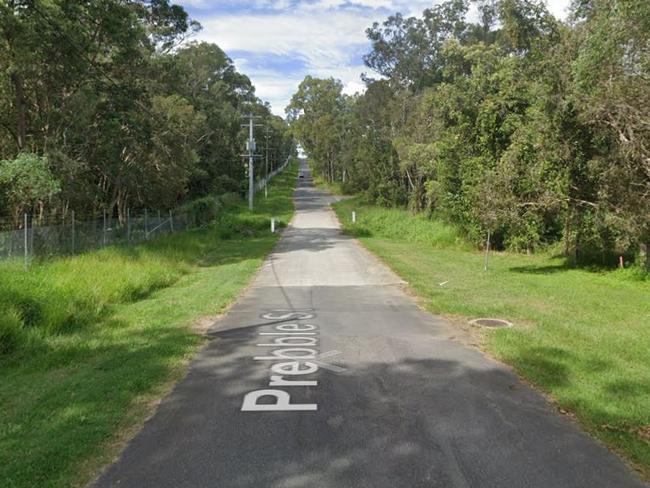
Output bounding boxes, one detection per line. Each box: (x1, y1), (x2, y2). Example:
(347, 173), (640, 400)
(0, 0), (295, 226)
(288, 0), (649, 268)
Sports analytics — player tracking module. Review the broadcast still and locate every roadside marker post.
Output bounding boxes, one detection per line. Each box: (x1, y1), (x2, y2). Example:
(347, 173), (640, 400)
(352, 211), (356, 224)
(271, 217), (276, 233)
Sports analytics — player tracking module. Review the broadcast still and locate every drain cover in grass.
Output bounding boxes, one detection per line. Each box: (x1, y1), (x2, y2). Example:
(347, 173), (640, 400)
(469, 318), (513, 328)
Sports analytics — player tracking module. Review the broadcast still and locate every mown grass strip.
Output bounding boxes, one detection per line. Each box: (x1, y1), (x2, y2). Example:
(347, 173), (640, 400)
(0, 162), (298, 488)
(333, 197), (650, 479)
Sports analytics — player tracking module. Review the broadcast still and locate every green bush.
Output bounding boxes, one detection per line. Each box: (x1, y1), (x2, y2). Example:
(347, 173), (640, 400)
(182, 196), (220, 227)
(219, 192), (242, 207)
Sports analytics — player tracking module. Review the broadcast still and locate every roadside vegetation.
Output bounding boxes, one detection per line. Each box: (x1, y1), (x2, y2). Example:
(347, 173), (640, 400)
(333, 197), (650, 478)
(288, 0), (650, 270)
(0, 1), (295, 228)
(0, 162), (297, 488)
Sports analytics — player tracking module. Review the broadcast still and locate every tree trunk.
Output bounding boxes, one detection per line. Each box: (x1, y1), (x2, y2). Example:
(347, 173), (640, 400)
(563, 210), (572, 257)
(11, 72), (27, 150)
(640, 233), (650, 272)
(574, 222), (582, 264)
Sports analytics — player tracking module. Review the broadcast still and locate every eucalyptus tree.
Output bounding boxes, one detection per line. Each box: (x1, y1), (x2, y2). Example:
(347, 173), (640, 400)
(287, 76), (347, 183)
(571, 0), (650, 268)
(0, 1), (294, 224)
(284, 0), (650, 267)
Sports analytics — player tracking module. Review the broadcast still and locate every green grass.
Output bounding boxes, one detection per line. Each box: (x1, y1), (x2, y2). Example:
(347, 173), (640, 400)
(333, 197), (650, 478)
(0, 161), (298, 488)
(312, 175), (346, 196)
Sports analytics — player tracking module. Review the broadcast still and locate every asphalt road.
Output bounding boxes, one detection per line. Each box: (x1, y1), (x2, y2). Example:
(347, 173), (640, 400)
(92, 160), (646, 488)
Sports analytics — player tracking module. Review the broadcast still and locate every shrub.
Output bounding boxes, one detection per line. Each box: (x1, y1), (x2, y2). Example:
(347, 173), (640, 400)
(219, 192), (242, 208)
(182, 196), (220, 227)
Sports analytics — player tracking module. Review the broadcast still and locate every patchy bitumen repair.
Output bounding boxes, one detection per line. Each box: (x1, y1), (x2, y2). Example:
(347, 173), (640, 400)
(92, 160), (647, 488)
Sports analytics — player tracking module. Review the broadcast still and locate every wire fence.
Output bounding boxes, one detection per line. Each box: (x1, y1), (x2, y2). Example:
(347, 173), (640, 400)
(1, 156), (291, 268)
(0, 208), (191, 267)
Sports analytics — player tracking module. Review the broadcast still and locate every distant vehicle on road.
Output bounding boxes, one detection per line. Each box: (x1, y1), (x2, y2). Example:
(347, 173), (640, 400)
(299, 173), (304, 179)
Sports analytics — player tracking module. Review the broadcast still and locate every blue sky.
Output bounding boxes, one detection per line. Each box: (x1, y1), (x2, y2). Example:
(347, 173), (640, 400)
(176, 0), (571, 117)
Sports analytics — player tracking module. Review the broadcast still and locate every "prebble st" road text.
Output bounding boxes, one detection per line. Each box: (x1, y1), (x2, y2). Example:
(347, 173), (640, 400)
(241, 311), (319, 412)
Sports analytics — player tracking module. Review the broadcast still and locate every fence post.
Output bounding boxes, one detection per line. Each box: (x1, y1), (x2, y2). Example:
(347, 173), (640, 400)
(103, 210), (107, 247)
(169, 210), (174, 233)
(24, 213), (28, 271)
(71, 210), (76, 254)
(144, 209), (149, 240)
(127, 208), (131, 243)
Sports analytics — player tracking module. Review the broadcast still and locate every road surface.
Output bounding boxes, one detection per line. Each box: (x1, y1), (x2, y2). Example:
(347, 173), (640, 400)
(93, 160), (646, 488)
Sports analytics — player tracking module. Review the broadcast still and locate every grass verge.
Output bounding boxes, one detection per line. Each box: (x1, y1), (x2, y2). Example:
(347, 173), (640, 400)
(312, 175), (345, 196)
(0, 161), (298, 488)
(333, 197), (650, 479)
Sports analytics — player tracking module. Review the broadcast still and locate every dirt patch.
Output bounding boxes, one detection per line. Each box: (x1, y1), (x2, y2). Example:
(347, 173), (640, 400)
(192, 315), (220, 335)
(635, 425), (650, 444)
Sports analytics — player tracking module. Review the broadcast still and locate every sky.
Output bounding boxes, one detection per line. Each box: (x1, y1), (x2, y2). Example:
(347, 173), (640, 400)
(176, 0), (572, 117)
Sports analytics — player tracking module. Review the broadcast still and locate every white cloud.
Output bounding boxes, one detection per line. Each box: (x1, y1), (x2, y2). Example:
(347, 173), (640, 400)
(197, 11), (372, 63)
(193, 6), (385, 115)
(545, 0), (571, 19)
(175, 0), (210, 8)
(185, 0), (571, 116)
(342, 80), (366, 96)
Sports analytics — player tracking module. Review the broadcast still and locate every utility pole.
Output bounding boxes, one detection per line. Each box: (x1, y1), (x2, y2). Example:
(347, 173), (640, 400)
(242, 113), (262, 210)
(247, 114), (255, 210)
(265, 126), (270, 198)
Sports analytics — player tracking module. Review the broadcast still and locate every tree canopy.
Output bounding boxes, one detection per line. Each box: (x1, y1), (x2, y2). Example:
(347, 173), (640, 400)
(0, 0), (295, 225)
(288, 0), (650, 269)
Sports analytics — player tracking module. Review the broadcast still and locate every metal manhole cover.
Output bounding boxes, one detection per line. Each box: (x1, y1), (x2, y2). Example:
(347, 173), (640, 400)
(469, 318), (513, 328)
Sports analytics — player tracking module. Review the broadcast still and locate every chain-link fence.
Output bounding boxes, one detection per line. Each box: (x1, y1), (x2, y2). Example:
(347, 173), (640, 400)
(0, 156), (292, 268)
(0, 208), (191, 266)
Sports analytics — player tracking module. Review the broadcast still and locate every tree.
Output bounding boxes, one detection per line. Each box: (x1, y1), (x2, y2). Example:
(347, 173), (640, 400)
(0, 2), (294, 224)
(571, 0), (650, 268)
(287, 77), (346, 183)
(364, 0), (471, 89)
(0, 153), (60, 225)
(288, 0), (649, 269)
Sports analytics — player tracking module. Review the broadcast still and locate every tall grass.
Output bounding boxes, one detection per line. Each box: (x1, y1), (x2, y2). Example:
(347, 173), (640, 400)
(0, 160), (298, 488)
(335, 198), (469, 250)
(0, 237), (195, 355)
(0, 161), (298, 358)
